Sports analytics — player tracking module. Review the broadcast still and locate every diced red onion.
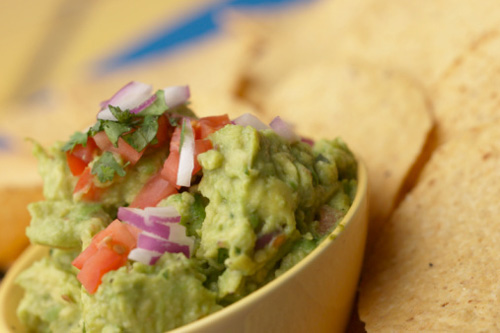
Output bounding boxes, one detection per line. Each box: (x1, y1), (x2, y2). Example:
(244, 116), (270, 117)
(145, 206), (181, 224)
(317, 205), (344, 236)
(162, 86), (190, 109)
(128, 248), (162, 265)
(130, 94), (157, 114)
(232, 113), (269, 131)
(138, 233), (190, 258)
(118, 207), (171, 239)
(269, 116), (300, 143)
(255, 232), (277, 251)
(301, 137), (314, 146)
(176, 118), (195, 187)
(97, 81), (153, 121)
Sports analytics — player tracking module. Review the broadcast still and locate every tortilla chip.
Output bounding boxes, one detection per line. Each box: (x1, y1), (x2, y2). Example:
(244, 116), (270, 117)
(262, 60), (433, 242)
(432, 30), (500, 144)
(237, 0), (500, 106)
(359, 122), (500, 331)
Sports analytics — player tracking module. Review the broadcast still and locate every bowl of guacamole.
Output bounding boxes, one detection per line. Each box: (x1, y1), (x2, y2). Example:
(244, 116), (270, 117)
(0, 82), (368, 332)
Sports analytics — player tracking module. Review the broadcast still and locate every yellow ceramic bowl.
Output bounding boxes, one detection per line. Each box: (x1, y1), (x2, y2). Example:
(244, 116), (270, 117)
(0, 161), (368, 333)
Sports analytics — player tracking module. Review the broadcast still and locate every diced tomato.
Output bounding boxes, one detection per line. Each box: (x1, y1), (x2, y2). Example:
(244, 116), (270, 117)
(193, 114), (230, 140)
(169, 125), (182, 152)
(72, 243), (97, 270)
(160, 122), (215, 185)
(93, 131), (143, 165)
(93, 220), (138, 251)
(66, 152), (88, 176)
(193, 139), (213, 174)
(130, 172), (178, 208)
(74, 167), (102, 201)
(161, 150), (180, 185)
(76, 246), (127, 294)
(66, 137), (98, 176)
(148, 115), (171, 149)
(72, 219), (140, 294)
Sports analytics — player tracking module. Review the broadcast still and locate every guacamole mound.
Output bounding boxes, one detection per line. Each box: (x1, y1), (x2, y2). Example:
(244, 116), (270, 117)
(17, 96), (357, 332)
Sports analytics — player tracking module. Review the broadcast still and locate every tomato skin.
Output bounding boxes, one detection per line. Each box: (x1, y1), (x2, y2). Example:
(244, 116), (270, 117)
(72, 220), (140, 294)
(66, 152), (88, 176)
(93, 131), (143, 165)
(193, 114), (230, 139)
(66, 137), (98, 176)
(160, 118), (219, 185)
(148, 115), (171, 149)
(161, 150), (180, 186)
(74, 167), (102, 201)
(130, 172), (178, 208)
(76, 246), (127, 294)
(193, 139), (213, 174)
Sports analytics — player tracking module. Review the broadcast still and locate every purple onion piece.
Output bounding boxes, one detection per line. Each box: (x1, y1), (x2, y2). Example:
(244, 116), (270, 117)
(97, 81), (153, 121)
(255, 232), (278, 251)
(118, 207), (171, 239)
(269, 116), (300, 143)
(149, 215), (181, 224)
(138, 233), (190, 258)
(145, 206), (181, 221)
(128, 248), (162, 265)
(301, 137), (315, 146)
(232, 113), (269, 131)
(130, 94), (157, 114)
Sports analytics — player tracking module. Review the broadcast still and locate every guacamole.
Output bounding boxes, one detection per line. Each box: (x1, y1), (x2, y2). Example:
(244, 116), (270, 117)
(16, 83), (357, 332)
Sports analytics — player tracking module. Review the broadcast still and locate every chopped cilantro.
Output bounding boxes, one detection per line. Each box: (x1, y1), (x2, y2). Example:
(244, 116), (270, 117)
(61, 131), (88, 152)
(217, 248), (229, 264)
(169, 117), (180, 127)
(103, 122), (132, 147)
(108, 105), (134, 123)
(123, 115), (159, 151)
(139, 90), (168, 116)
(315, 153), (331, 164)
(89, 120), (103, 136)
(91, 151), (127, 183)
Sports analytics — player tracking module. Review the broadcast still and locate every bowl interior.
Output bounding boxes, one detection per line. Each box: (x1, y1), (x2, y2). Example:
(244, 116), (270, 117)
(0, 161), (368, 333)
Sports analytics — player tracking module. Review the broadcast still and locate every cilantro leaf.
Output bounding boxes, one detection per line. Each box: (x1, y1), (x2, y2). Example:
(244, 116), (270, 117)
(103, 121), (132, 147)
(138, 90), (168, 116)
(123, 116), (159, 151)
(109, 105), (134, 122)
(62, 131), (88, 152)
(91, 151), (127, 183)
(89, 120), (103, 136)
(168, 117), (180, 127)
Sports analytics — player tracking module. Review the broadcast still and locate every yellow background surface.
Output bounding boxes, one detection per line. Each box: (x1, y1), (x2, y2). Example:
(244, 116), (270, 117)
(0, 0), (216, 108)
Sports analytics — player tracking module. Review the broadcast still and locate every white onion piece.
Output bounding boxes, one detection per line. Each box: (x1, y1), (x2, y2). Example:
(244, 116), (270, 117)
(269, 116), (300, 143)
(176, 118), (195, 187)
(128, 248), (162, 265)
(97, 81), (153, 121)
(232, 113), (269, 131)
(163, 86), (190, 108)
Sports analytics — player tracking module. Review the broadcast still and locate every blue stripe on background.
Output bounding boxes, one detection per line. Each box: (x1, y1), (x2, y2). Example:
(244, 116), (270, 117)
(97, 0), (311, 73)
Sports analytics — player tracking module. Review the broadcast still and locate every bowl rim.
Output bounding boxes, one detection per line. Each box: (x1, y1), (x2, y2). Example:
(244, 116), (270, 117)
(171, 159), (368, 332)
(0, 159), (368, 332)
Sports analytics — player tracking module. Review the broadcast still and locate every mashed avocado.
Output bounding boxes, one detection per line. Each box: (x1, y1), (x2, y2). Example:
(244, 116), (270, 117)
(16, 84), (357, 333)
